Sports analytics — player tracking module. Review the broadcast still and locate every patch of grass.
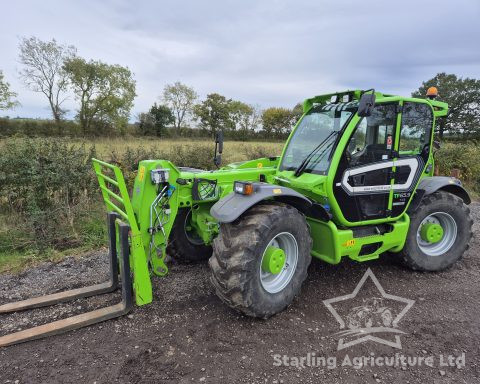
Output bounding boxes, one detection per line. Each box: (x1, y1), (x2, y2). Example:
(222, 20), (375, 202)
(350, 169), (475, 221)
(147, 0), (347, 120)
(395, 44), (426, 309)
(0, 202), (107, 273)
(74, 203), (108, 249)
(0, 245), (106, 274)
(0, 248), (59, 274)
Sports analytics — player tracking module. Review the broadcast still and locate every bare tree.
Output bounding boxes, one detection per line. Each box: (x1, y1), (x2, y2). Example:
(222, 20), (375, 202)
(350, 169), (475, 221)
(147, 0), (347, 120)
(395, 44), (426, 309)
(162, 81), (198, 129)
(18, 37), (76, 122)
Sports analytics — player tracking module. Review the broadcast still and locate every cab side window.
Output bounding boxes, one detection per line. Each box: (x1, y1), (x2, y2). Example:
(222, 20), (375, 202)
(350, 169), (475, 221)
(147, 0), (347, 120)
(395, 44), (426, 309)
(346, 104), (397, 166)
(399, 102), (433, 159)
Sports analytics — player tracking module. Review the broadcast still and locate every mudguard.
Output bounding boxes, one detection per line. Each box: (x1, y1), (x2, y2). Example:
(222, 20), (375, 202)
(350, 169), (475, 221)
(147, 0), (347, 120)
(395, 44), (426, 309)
(409, 176), (471, 212)
(211, 183), (330, 223)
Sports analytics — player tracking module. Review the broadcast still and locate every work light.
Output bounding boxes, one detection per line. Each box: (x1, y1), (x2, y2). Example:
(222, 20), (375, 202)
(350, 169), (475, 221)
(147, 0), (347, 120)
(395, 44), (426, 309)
(151, 169), (170, 184)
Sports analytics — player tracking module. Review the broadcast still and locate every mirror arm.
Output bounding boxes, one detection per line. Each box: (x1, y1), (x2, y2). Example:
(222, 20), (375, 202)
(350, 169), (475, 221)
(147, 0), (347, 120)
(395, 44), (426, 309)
(213, 130), (224, 168)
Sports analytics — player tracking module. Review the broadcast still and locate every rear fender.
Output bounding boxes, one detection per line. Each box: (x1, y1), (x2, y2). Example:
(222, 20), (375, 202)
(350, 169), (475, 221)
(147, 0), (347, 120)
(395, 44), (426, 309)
(409, 176), (471, 212)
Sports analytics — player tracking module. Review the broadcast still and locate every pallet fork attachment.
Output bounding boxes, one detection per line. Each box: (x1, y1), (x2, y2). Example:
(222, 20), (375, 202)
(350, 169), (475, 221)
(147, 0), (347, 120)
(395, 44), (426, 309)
(0, 213), (133, 348)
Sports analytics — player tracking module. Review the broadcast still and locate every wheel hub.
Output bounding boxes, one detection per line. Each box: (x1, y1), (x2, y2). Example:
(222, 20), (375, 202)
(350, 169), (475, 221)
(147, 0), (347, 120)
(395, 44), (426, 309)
(262, 246), (286, 275)
(420, 222), (444, 243)
(416, 212), (457, 257)
(259, 232), (299, 294)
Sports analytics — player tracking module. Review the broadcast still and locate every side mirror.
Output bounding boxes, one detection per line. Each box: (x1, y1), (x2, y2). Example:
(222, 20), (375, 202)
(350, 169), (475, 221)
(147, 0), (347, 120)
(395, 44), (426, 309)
(213, 130), (224, 168)
(358, 93), (376, 117)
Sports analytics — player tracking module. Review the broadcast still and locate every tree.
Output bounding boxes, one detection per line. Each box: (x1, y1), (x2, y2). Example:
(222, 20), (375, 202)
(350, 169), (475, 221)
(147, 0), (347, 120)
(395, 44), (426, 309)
(229, 101), (261, 139)
(193, 93), (232, 135)
(292, 102), (304, 123)
(261, 107), (295, 138)
(413, 73), (480, 138)
(138, 103), (174, 137)
(138, 112), (155, 136)
(149, 103), (174, 137)
(162, 81), (198, 129)
(18, 36), (76, 122)
(64, 58), (136, 135)
(0, 71), (19, 110)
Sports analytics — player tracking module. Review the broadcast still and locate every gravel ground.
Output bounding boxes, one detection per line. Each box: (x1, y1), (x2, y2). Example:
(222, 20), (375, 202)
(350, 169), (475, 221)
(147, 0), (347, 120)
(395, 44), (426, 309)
(0, 202), (479, 384)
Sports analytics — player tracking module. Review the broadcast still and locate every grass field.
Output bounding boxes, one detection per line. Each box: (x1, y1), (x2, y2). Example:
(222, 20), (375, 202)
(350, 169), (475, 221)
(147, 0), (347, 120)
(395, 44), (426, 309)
(0, 137), (284, 162)
(81, 137), (283, 157)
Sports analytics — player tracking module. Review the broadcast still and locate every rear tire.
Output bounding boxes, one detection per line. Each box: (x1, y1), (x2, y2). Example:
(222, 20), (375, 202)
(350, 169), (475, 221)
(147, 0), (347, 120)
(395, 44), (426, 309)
(167, 208), (212, 263)
(209, 202), (312, 318)
(401, 191), (473, 271)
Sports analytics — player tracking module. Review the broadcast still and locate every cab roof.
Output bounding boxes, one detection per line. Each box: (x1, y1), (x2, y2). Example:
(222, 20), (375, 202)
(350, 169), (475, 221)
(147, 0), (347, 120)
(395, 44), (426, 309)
(303, 89), (448, 117)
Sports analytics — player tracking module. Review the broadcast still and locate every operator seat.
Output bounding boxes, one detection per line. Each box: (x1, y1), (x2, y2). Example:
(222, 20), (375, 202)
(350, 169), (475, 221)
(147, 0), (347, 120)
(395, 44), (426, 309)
(360, 143), (389, 163)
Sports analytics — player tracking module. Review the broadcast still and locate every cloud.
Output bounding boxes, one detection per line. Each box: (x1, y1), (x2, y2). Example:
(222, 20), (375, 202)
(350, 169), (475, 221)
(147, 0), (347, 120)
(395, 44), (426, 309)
(0, 0), (479, 119)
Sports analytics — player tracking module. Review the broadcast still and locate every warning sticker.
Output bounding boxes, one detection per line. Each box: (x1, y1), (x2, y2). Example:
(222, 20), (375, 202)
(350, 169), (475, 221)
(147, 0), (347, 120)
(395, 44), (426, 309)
(386, 135), (393, 150)
(342, 239), (356, 247)
(138, 166), (145, 181)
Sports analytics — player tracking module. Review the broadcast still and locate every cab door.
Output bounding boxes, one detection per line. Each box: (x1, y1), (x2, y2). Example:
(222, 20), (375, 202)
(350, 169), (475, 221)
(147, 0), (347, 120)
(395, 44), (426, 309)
(390, 102), (433, 216)
(333, 103), (398, 223)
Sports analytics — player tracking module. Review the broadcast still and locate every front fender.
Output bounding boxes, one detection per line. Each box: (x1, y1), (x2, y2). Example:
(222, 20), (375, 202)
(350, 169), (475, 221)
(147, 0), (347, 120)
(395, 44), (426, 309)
(210, 183), (314, 223)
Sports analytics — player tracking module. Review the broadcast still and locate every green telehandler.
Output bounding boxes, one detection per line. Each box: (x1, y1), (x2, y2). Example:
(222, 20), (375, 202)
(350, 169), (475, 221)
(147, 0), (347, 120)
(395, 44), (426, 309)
(0, 88), (473, 347)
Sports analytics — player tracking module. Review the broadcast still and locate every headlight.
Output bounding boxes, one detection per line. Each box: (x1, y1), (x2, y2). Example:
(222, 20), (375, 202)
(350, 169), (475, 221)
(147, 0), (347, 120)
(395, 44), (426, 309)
(234, 181), (254, 195)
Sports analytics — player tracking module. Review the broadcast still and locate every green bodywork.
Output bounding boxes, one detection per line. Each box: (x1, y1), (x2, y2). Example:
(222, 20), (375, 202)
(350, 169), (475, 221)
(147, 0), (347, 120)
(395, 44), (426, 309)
(93, 90), (449, 306)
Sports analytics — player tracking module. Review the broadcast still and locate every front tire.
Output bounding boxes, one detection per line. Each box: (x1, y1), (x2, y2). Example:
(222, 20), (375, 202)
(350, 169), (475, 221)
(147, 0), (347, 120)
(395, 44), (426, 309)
(401, 191), (473, 271)
(167, 208), (212, 263)
(209, 203), (312, 318)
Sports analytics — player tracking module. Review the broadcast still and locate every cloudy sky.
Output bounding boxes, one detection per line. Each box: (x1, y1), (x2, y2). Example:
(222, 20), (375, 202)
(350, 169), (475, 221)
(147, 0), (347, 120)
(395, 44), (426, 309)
(1, 0), (479, 119)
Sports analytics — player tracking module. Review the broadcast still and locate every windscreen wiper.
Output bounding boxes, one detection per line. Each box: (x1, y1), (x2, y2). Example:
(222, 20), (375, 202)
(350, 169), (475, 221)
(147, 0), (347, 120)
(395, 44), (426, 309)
(294, 130), (338, 177)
